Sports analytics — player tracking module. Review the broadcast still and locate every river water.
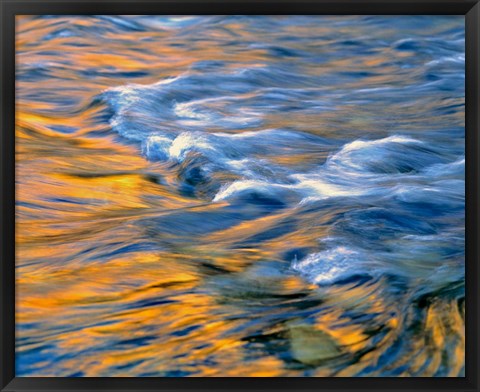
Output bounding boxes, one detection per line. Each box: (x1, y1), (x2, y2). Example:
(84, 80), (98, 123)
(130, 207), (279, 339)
(16, 15), (465, 377)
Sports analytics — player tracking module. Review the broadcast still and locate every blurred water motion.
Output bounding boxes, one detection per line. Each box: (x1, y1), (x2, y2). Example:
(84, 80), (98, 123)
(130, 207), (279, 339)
(15, 15), (465, 377)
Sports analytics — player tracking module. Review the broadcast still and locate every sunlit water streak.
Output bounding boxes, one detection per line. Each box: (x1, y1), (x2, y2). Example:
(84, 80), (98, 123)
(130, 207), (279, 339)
(15, 15), (465, 377)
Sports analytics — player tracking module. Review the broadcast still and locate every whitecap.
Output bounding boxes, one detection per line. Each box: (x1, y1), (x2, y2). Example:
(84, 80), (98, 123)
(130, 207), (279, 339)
(213, 180), (289, 202)
(141, 135), (172, 161)
(169, 132), (217, 162)
(291, 246), (369, 285)
(325, 135), (430, 174)
(426, 54), (465, 67)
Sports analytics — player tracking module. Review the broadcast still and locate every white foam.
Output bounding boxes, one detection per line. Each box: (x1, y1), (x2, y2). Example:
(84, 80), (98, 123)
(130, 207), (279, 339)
(168, 132), (215, 161)
(294, 174), (365, 200)
(292, 246), (363, 285)
(426, 54), (465, 66)
(213, 180), (285, 202)
(324, 135), (424, 174)
(174, 101), (210, 120)
(142, 135), (172, 161)
(337, 135), (420, 154)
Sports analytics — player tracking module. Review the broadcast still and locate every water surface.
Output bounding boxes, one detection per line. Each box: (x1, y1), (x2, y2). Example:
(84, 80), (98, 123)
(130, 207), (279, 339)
(16, 15), (465, 377)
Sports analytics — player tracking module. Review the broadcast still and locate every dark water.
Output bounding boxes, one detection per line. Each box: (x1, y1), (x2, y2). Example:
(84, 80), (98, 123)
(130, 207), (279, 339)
(16, 15), (465, 377)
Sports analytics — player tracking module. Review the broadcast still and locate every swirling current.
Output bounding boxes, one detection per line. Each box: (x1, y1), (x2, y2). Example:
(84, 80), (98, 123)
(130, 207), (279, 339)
(16, 16), (465, 377)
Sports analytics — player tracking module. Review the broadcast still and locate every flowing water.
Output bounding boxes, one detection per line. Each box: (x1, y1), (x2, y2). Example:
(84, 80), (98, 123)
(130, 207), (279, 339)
(15, 15), (465, 377)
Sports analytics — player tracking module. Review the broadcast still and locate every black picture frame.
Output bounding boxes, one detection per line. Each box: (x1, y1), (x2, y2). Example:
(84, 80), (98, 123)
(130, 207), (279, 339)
(1, 1), (479, 391)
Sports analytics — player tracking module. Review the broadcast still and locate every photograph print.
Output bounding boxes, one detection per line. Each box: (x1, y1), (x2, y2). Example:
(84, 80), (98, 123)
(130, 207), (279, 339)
(15, 15), (465, 377)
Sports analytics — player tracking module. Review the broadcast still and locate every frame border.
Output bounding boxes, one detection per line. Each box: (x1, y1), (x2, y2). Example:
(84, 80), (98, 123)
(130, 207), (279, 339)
(1, 1), (479, 391)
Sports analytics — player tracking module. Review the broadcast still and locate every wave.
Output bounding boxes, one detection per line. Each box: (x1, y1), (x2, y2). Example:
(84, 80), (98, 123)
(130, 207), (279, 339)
(102, 69), (322, 141)
(103, 74), (465, 289)
(98, 32), (465, 292)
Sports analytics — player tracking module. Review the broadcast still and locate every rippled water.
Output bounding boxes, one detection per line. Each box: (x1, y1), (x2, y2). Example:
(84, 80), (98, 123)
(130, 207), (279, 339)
(16, 15), (465, 377)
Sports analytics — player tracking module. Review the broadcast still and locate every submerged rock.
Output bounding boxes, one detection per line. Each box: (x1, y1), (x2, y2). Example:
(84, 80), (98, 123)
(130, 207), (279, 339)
(288, 323), (341, 365)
